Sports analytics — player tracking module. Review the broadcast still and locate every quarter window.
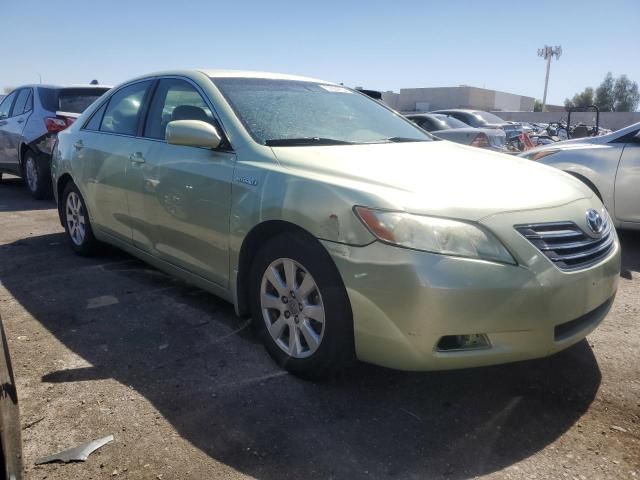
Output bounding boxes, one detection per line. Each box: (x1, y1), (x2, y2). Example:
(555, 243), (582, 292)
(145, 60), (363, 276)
(144, 78), (215, 140)
(100, 81), (152, 136)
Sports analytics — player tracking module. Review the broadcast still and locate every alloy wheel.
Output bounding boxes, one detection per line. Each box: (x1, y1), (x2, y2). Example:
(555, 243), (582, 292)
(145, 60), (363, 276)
(260, 258), (325, 358)
(66, 192), (86, 246)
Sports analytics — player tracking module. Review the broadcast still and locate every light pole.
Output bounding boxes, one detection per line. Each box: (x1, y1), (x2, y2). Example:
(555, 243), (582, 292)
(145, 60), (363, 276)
(537, 45), (562, 112)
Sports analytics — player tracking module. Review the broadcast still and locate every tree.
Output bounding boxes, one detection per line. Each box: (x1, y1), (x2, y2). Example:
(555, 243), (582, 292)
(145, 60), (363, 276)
(595, 72), (615, 111)
(612, 74), (640, 112)
(534, 99), (543, 112)
(564, 87), (594, 110)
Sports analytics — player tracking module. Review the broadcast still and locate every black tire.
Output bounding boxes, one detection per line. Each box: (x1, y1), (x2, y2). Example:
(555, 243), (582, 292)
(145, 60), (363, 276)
(23, 151), (52, 200)
(249, 231), (354, 378)
(61, 182), (100, 256)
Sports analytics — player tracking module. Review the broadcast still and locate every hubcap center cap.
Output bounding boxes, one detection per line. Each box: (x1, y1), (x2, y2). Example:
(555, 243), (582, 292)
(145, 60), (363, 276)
(288, 297), (300, 315)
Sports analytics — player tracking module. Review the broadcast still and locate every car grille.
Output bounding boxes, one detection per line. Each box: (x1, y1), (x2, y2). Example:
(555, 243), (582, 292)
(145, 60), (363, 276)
(515, 218), (615, 271)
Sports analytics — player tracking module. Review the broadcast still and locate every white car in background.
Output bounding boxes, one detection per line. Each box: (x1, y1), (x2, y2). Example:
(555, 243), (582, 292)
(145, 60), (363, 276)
(521, 122), (640, 230)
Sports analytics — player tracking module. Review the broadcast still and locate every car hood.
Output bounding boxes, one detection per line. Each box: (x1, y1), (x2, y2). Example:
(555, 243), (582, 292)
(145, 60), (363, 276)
(271, 141), (591, 221)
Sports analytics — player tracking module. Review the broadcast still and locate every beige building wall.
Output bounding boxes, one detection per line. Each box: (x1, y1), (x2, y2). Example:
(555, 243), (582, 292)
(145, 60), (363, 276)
(389, 86), (535, 112)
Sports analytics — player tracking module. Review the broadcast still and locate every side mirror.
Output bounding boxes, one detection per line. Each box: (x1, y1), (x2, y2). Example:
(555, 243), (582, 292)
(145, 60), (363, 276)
(165, 120), (222, 149)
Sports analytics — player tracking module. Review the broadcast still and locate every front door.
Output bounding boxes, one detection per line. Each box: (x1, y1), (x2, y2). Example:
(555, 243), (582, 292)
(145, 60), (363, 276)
(126, 77), (234, 288)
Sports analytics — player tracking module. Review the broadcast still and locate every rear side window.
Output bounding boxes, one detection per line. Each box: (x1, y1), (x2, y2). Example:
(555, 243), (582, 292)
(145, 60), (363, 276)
(12, 89), (32, 115)
(100, 81), (152, 136)
(144, 78), (215, 139)
(59, 88), (110, 114)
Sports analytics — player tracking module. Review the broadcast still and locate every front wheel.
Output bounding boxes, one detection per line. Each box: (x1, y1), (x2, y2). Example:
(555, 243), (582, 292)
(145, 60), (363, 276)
(249, 232), (354, 378)
(61, 182), (99, 255)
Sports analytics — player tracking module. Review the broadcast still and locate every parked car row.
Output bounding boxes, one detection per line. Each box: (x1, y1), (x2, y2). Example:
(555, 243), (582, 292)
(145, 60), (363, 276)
(47, 69), (621, 378)
(405, 113), (508, 151)
(0, 84), (110, 198)
(405, 109), (525, 152)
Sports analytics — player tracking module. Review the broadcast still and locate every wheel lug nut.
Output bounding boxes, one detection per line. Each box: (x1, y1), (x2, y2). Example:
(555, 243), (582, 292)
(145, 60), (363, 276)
(284, 311), (291, 318)
(281, 296), (288, 304)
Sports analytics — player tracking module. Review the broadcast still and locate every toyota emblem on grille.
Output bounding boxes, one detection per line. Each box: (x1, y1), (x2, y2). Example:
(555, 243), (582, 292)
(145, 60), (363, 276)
(586, 209), (604, 234)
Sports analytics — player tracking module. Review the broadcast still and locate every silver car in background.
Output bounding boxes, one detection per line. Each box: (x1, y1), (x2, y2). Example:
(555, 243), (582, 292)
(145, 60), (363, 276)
(0, 85), (110, 198)
(521, 122), (640, 230)
(406, 113), (507, 151)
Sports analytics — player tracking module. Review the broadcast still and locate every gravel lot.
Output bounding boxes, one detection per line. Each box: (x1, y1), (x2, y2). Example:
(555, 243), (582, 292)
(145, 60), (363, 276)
(0, 176), (638, 480)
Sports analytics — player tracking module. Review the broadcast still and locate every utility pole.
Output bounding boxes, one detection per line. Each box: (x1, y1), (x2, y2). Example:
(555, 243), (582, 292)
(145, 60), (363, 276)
(537, 45), (562, 112)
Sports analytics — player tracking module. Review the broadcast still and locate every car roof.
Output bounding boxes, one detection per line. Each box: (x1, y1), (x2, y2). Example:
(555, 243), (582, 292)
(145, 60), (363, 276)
(6, 84), (111, 90)
(127, 69), (335, 85)
(432, 109), (479, 114)
(198, 69), (333, 84)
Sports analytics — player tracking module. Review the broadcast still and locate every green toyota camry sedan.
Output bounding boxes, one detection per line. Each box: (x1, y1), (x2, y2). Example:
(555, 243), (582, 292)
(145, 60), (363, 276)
(51, 70), (620, 376)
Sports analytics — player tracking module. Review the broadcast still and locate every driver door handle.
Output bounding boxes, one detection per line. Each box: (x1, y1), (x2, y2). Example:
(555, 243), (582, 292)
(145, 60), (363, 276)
(129, 152), (146, 164)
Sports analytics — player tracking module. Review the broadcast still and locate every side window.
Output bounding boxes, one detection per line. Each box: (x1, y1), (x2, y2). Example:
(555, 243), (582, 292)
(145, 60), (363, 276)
(144, 78), (215, 140)
(12, 89), (31, 116)
(99, 81), (152, 136)
(84, 103), (107, 131)
(0, 91), (17, 119)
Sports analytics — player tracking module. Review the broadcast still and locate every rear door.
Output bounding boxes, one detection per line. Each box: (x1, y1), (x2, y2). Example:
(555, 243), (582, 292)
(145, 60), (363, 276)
(0, 91), (18, 169)
(614, 132), (640, 223)
(127, 77), (234, 287)
(73, 80), (154, 244)
(5, 88), (33, 170)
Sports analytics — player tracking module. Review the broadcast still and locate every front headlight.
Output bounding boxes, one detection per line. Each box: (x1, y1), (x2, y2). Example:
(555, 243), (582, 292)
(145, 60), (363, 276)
(355, 207), (516, 264)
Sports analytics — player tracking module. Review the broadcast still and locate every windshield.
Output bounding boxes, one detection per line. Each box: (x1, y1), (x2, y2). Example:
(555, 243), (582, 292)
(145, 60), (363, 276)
(431, 114), (471, 129)
(472, 111), (506, 124)
(212, 78), (431, 146)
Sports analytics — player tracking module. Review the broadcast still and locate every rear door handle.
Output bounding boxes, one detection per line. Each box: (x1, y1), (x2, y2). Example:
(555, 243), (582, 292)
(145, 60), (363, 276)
(129, 152), (146, 164)
(0, 120), (7, 127)
(17, 119), (24, 124)
(73, 140), (84, 150)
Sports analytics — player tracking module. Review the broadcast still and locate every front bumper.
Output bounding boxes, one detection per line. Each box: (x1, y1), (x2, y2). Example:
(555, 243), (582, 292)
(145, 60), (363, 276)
(321, 202), (620, 371)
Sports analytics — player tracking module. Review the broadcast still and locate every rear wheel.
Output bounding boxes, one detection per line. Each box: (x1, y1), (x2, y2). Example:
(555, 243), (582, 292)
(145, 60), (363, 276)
(249, 232), (354, 378)
(23, 151), (52, 199)
(61, 182), (99, 255)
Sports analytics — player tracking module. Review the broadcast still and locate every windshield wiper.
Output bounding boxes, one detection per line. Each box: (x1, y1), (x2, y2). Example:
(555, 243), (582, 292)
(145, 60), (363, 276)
(265, 137), (354, 146)
(364, 137), (432, 144)
(385, 136), (430, 143)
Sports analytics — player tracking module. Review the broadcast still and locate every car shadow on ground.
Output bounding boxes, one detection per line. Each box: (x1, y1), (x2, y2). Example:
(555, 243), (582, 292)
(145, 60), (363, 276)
(0, 177), (56, 212)
(0, 230), (608, 479)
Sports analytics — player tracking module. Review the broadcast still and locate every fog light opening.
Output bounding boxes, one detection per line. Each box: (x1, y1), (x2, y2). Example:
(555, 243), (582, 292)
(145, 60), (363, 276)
(437, 333), (490, 351)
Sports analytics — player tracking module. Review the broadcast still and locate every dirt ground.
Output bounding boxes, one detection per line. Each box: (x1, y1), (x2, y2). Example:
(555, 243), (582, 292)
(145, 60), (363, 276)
(0, 176), (638, 480)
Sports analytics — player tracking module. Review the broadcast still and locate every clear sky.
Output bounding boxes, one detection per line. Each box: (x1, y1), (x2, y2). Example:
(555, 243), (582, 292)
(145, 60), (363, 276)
(3, 0), (638, 106)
